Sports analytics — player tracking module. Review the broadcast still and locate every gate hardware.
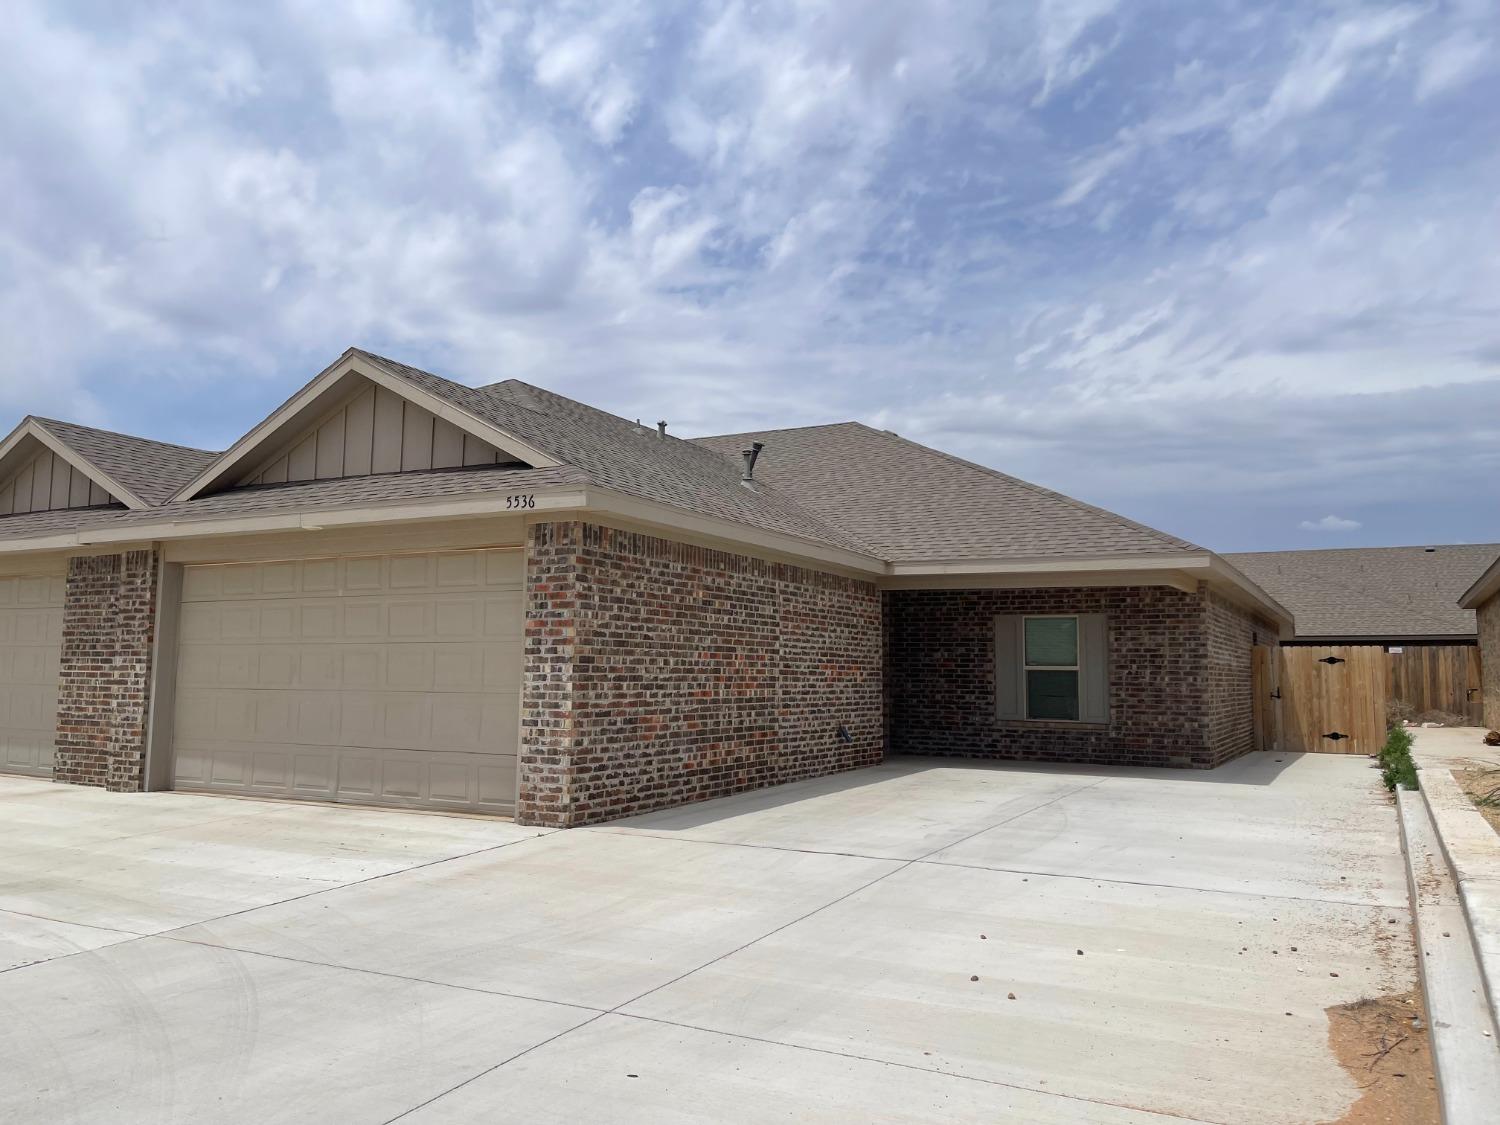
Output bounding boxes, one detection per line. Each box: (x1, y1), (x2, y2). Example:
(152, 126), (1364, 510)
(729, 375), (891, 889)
(1318, 656), (1345, 665)
(1323, 732), (1348, 741)
(1269, 689), (1282, 699)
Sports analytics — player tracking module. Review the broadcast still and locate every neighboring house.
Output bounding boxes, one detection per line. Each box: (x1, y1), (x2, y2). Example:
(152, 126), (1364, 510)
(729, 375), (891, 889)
(1226, 544), (1500, 645)
(1227, 544), (1499, 735)
(0, 349), (1290, 827)
(1459, 554), (1500, 730)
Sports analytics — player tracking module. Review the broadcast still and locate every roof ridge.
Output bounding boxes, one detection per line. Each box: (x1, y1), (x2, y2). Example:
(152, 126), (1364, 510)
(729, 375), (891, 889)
(356, 355), (881, 557)
(31, 416), (218, 456)
(495, 383), (883, 556)
(697, 421), (866, 442)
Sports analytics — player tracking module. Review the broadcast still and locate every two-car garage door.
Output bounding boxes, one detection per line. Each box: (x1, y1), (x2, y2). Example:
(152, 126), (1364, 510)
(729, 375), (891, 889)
(170, 548), (523, 814)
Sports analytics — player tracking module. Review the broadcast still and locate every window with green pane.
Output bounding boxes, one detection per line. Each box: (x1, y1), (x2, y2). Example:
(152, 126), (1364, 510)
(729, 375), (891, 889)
(1023, 616), (1079, 720)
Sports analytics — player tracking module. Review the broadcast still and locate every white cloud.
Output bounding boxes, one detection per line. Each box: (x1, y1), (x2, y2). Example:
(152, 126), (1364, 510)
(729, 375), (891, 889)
(0, 0), (1497, 548)
(1416, 32), (1490, 99)
(1300, 515), (1363, 532)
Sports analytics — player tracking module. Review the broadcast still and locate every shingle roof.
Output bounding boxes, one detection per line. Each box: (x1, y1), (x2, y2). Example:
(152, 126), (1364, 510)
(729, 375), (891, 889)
(1224, 544), (1500, 639)
(693, 422), (1202, 562)
(32, 418), (217, 507)
(0, 505), (129, 539)
(0, 467), (583, 544)
(353, 351), (875, 554)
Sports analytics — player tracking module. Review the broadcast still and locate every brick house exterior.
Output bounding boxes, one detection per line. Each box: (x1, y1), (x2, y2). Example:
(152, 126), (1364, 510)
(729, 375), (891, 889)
(520, 521), (882, 827)
(0, 348), (1297, 826)
(53, 549), (159, 791)
(885, 584), (1278, 769)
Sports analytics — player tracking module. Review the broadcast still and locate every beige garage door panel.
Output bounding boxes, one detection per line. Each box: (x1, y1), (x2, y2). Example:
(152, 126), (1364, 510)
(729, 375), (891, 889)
(171, 550), (523, 813)
(0, 575), (64, 777)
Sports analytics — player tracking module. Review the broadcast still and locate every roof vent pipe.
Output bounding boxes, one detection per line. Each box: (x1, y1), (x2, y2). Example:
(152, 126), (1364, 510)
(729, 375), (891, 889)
(741, 441), (764, 482)
(657, 420), (668, 437)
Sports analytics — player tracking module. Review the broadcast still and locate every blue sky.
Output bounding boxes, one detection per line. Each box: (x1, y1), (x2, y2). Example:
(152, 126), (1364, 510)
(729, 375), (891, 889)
(2, 1), (1497, 551)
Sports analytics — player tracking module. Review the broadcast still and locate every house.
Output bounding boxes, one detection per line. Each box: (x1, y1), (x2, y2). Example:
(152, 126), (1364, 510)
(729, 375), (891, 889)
(1226, 544), (1499, 738)
(0, 348), (1290, 827)
(1459, 554), (1500, 730)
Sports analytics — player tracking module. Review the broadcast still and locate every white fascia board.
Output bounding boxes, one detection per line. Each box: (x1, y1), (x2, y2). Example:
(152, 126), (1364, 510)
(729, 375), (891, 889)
(169, 353), (561, 503)
(70, 487), (588, 546)
(2, 419), (151, 510)
(578, 486), (887, 576)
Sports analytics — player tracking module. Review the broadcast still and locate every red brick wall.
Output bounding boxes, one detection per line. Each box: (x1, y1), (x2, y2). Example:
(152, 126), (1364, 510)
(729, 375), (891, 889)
(884, 584), (1272, 769)
(519, 522), (882, 827)
(53, 549), (159, 791)
(1205, 591), (1278, 762)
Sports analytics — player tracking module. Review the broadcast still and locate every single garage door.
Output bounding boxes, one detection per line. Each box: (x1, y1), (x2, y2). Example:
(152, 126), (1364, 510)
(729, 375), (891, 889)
(171, 548), (523, 813)
(0, 574), (64, 777)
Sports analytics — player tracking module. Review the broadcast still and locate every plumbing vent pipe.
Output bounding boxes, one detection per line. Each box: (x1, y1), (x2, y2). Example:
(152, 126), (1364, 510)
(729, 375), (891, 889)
(741, 441), (765, 482)
(657, 420), (668, 437)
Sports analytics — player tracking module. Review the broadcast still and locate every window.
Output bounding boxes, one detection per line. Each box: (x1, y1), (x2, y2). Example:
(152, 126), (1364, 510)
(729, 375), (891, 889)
(994, 613), (1108, 723)
(1024, 616), (1079, 720)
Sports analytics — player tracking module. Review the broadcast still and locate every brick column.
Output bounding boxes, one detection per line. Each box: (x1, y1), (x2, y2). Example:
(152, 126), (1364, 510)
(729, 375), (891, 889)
(53, 549), (160, 792)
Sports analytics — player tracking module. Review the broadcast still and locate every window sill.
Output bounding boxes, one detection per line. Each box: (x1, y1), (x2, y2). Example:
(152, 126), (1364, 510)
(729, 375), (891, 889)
(996, 718), (1109, 731)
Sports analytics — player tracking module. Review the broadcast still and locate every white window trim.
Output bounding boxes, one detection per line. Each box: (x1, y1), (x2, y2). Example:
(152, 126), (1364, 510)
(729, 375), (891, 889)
(1022, 614), (1081, 722)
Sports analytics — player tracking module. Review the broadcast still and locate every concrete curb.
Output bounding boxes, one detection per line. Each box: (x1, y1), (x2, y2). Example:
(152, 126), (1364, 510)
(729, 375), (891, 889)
(1397, 788), (1500, 1121)
(1420, 766), (1500, 1038)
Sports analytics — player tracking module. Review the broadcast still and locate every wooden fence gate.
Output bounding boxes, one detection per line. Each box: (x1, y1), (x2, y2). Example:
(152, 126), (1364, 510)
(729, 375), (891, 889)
(1263, 643), (1483, 756)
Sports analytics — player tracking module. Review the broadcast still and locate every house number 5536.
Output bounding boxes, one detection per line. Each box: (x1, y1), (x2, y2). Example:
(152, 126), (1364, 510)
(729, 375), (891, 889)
(505, 494), (536, 510)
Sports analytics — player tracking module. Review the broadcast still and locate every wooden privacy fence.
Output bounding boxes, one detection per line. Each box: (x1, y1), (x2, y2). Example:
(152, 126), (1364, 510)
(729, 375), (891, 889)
(1254, 643), (1484, 756)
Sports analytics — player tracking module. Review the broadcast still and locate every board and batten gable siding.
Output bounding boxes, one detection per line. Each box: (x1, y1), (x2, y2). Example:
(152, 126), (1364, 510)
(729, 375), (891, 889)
(0, 445), (116, 514)
(238, 381), (513, 487)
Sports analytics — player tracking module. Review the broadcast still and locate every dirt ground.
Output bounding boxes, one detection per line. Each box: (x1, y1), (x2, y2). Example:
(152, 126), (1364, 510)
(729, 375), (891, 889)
(1323, 991), (1438, 1125)
(1456, 768), (1500, 835)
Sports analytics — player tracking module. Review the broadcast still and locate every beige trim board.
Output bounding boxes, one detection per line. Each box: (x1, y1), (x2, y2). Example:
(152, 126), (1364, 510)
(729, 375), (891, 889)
(881, 570), (1201, 594)
(73, 487), (586, 548)
(0, 418), (148, 510)
(171, 352), (562, 503)
(888, 550), (1293, 633)
(886, 553), (1212, 577)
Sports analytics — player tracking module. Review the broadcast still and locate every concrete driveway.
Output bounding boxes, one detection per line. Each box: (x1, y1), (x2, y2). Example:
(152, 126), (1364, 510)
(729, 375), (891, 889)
(0, 752), (1412, 1124)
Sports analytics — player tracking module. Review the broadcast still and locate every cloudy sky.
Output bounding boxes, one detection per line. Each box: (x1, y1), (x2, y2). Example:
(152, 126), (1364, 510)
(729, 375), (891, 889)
(2, 1), (1497, 552)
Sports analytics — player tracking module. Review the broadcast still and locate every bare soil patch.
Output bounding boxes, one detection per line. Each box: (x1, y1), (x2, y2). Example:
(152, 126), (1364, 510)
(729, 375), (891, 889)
(1456, 768), (1500, 836)
(1322, 991), (1437, 1125)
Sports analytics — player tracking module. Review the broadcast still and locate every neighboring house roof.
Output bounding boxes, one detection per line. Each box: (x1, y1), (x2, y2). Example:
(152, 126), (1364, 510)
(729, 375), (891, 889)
(693, 422), (1202, 562)
(1225, 544), (1500, 641)
(30, 418), (217, 507)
